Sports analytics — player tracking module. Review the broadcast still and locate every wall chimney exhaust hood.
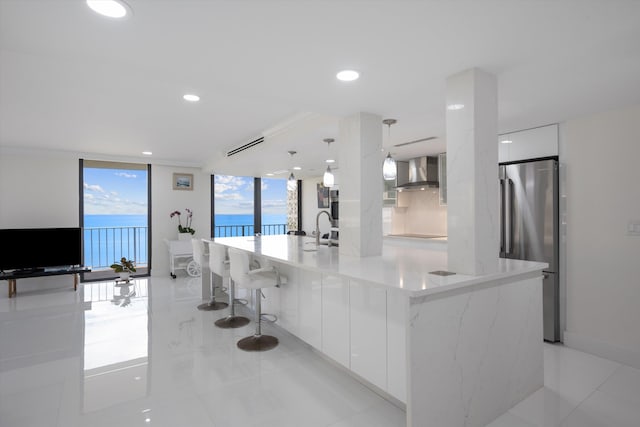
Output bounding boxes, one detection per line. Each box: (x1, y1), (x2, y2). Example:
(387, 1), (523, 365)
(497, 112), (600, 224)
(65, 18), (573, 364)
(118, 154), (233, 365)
(395, 156), (439, 190)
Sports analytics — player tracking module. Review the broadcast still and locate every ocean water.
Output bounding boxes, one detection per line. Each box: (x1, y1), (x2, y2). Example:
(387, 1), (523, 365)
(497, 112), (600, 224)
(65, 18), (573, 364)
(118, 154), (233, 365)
(84, 215), (148, 269)
(82, 214), (288, 267)
(214, 214), (287, 237)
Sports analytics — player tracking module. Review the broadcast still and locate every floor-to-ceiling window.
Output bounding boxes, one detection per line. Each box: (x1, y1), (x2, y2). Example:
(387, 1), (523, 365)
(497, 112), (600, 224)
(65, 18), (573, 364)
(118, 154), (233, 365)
(80, 160), (151, 280)
(212, 175), (290, 237)
(213, 175), (255, 237)
(261, 177), (288, 235)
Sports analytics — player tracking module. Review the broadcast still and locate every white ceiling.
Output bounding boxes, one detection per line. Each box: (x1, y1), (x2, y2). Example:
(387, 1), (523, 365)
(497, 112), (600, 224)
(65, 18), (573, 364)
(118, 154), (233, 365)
(1, 0), (640, 179)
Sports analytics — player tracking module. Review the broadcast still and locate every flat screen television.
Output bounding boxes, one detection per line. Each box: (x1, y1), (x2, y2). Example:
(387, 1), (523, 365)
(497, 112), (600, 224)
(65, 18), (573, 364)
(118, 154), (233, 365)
(0, 227), (82, 272)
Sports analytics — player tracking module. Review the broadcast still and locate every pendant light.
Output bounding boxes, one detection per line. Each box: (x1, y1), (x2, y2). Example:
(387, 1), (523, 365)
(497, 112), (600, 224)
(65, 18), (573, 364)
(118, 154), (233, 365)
(382, 119), (397, 181)
(287, 150), (297, 191)
(322, 138), (335, 188)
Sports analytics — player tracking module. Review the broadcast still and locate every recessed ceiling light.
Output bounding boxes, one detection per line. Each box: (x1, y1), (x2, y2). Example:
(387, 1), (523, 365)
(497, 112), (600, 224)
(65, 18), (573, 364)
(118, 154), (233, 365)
(336, 70), (359, 82)
(447, 104), (465, 111)
(501, 139), (513, 144)
(142, 151), (152, 156)
(265, 173), (274, 176)
(326, 159), (335, 163)
(86, 0), (130, 19)
(293, 166), (302, 170)
(183, 94), (200, 102)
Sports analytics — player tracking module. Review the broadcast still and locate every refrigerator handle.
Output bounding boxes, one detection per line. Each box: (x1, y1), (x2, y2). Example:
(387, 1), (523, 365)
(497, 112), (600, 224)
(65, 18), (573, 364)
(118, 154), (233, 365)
(499, 178), (505, 253)
(505, 178), (513, 254)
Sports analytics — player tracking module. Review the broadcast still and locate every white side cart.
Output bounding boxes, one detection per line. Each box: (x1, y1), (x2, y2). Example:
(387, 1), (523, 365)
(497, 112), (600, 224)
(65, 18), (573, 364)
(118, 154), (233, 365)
(164, 239), (193, 279)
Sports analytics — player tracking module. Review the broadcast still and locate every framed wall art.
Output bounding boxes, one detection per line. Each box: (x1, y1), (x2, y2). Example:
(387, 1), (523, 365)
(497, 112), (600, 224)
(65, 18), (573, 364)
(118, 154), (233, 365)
(173, 173), (194, 190)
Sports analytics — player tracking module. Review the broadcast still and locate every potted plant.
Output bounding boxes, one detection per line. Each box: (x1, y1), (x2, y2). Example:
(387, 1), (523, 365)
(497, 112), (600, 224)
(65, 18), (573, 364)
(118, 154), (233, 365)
(170, 208), (195, 240)
(110, 257), (137, 280)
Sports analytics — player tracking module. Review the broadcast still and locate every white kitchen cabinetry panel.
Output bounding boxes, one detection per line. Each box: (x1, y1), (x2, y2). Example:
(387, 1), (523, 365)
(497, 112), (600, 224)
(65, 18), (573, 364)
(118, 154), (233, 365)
(298, 269), (322, 349)
(321, 274), (350, 368)
(499, 124), (558, 163)
(276, 266), (299, 337)
(387, 289), (407, 403)
(349, 280), (387, 391)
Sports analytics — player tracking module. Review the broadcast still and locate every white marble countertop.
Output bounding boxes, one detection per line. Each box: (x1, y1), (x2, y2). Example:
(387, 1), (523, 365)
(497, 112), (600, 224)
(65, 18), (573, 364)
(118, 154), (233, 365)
(213, 235), (547, 297)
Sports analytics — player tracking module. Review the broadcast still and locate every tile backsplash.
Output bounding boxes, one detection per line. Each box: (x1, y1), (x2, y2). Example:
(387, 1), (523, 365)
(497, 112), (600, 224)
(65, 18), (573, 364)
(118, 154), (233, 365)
(390, 189), (447, 236)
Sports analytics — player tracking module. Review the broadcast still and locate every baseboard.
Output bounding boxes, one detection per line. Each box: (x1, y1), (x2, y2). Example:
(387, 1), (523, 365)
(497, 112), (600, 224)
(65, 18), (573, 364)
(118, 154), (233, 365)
(564, 331), (640, 370)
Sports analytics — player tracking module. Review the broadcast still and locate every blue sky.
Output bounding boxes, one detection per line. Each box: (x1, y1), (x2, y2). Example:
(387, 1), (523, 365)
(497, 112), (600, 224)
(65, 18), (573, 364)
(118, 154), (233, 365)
(214, 175), (287, 215)
(83, 170), (285, 216)
(83, 168), (148, 215)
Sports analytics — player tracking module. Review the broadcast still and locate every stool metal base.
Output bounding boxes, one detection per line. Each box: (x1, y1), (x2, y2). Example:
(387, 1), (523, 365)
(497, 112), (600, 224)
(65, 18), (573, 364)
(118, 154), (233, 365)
(197, 301), (229, 311)
(237, 334), (278, 352)
(214, 315), (250, 329)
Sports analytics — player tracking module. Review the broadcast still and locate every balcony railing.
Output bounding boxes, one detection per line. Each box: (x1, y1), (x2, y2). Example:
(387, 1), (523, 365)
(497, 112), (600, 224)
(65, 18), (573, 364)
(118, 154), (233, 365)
(84, 226), (148, 270)
(214, 223), (287, 237)
(84, 224), (283, 269)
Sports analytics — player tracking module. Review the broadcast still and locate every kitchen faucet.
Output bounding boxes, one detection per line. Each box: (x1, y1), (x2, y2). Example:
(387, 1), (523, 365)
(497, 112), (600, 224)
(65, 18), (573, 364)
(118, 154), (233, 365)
(315, 210), (333, 246)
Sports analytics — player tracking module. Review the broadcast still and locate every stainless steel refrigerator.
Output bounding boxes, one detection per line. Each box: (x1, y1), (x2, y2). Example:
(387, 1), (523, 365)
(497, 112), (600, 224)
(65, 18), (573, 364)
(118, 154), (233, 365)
(500, 158), (560, 342)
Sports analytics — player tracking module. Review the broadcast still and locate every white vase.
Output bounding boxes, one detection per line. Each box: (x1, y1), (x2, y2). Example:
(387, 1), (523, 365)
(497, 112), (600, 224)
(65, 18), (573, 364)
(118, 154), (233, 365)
(118, 271), (130, 281)
(178, 232), (192, 241)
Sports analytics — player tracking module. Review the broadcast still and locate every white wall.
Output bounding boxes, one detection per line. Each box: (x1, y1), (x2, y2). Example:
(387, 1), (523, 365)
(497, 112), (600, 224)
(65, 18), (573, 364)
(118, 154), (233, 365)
(561, 104), (640, 368)
(151, 165), (210, 277)
(0, 147), (79, 228)
(0, 147), (211, 294)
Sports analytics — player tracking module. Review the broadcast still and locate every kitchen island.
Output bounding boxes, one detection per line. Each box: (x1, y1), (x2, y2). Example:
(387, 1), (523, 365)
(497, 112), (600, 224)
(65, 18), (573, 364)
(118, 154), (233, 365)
(213, 234), (546, 427)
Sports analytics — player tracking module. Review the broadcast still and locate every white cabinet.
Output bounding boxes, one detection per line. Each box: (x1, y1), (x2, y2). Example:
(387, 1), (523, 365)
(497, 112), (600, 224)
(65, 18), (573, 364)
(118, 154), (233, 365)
(387, 289), (407, 402)
(349, 280), (387, 391)
(499, 124), (558, 163)
(298, 270), (322, 349)
(321, 274), (350, 368)
(275, 265), (299, 336)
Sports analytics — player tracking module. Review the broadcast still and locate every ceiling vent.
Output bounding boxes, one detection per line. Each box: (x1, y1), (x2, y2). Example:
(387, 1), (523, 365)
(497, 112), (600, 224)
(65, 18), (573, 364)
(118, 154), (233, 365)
(226, 136), (264, 157)
(393, 136), (437, 147)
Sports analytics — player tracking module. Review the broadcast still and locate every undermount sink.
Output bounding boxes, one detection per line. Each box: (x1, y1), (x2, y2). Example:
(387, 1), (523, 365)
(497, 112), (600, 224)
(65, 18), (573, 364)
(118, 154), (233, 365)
(387, 233), (446, 239)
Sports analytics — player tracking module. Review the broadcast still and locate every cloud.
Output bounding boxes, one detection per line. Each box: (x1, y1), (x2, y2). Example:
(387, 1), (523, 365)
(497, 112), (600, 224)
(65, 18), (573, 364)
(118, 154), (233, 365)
(262, 199), (286, 209)
(215, 183), (242, 193)
(261, 181), (268, 190)
(214, 175), (247, 191)
(84, 195), (147, 215)
(84, 183), (105, 193)
(215, 192), (243, 201)
(115, 172), (137, 179)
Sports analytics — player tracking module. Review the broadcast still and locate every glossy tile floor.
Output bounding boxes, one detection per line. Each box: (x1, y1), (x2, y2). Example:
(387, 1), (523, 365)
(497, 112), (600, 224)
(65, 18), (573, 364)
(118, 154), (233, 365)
(0, 276), (638, 427)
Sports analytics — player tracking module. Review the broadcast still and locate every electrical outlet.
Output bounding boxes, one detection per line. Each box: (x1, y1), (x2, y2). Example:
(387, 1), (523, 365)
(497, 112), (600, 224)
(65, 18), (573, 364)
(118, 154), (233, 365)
(627, 220), (640, 236)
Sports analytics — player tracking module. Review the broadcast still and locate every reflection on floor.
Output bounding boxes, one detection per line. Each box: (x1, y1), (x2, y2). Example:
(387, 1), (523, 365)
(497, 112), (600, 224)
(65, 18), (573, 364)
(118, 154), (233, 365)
(0, 276), (639, 427)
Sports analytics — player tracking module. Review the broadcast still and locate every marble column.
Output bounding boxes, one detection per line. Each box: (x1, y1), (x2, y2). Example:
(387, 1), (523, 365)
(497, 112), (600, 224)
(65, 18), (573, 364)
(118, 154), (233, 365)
(338, 112), (383, 257)
(446, 68), (499, 275)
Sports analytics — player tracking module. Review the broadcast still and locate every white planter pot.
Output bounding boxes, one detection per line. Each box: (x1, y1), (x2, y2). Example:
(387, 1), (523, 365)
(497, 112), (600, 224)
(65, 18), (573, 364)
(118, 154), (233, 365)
(118, 272), (131, 281)
(178, 233), (192, 241)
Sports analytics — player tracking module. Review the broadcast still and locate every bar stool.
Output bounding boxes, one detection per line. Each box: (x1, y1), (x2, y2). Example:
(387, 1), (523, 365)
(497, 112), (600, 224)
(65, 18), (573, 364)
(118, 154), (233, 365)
(228, 248), (286, 352)
(206, 242), (251, 328)
(197, 239), (228, 311)
(188, 238), (204, 278)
